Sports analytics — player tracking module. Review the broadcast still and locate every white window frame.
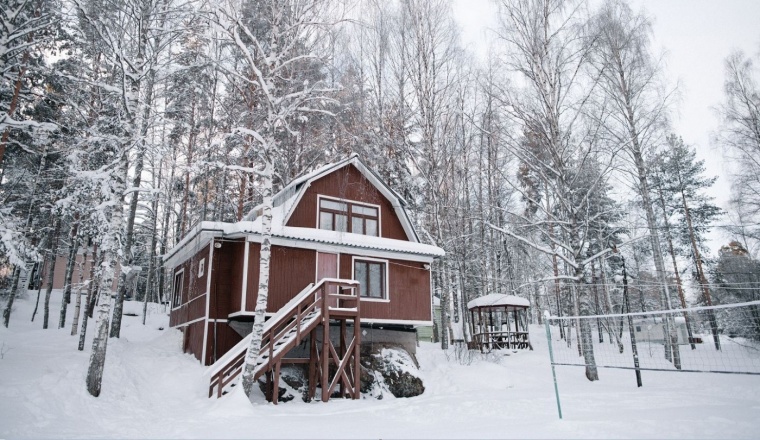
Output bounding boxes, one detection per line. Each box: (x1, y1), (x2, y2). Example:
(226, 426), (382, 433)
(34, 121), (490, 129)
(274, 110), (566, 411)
(316, 195), (382, 237)
(172, 269), (185, 309)
(198, 258), (205, 278)
(351, 256), (389, 302)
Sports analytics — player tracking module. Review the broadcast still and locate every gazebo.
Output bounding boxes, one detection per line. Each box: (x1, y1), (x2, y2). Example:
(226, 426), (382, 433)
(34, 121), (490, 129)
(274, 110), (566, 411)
(467, 294), (532, 352)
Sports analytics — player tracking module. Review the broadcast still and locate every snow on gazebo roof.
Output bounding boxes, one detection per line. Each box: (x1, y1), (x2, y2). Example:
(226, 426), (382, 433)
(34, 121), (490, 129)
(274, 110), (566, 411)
(467, 294), (530, 311)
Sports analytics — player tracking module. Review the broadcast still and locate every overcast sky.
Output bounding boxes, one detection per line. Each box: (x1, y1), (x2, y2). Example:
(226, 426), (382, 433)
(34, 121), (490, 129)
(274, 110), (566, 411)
(451, 0), (760, 251)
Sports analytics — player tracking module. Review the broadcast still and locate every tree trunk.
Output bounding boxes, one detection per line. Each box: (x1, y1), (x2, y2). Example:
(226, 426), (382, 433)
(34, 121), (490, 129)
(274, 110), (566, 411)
(79, 244), (100, 351)
(31, 257), (47, 322)
(576, 280), (599, 381)
(71, 246), (89, 336)
(42, 219), (62, 329)
(679, 187), (720, 350)
(630, 138), (679, 364)
(87, 144), (128, 397)
(655, 182), (697, 350)
(241, 154), (273, 400)
(59, 221), (80, 329)
(2, 267), (22, 327)
(109, 139), (145, 339)
(110, 26), (158, 338)
(142, 194), (160, 325)
(5, 147), (48, 327)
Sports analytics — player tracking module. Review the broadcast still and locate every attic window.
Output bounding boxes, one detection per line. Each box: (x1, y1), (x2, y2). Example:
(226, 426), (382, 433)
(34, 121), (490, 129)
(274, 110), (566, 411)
(318, 197), (379, 236)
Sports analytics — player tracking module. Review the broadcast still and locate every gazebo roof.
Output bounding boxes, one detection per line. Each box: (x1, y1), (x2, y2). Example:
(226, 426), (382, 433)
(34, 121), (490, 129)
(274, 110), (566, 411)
(467, 294), (530, 311)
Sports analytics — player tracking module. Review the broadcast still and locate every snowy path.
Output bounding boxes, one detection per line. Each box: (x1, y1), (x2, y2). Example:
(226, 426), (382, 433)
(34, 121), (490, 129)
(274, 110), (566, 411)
(1, 291), (758, 438)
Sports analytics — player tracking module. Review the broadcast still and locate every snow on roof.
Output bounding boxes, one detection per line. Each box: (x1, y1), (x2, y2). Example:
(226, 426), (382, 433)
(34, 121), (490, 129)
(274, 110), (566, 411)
(182, 219), (445, 258)
(467, 294), (530, 310)
(275, 226), (444, 257)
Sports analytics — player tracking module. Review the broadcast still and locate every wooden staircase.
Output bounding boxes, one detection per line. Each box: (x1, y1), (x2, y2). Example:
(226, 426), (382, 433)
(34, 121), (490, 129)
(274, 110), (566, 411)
(205, 278), (362, 403)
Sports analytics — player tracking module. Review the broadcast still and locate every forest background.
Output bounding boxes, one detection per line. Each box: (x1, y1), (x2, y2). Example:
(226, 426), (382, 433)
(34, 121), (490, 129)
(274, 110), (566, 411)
(2, 0), (760, 393)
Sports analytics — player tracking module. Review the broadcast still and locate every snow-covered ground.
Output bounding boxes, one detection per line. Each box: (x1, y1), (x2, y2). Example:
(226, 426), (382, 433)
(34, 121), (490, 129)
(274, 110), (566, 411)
(1, 290), (758, 439)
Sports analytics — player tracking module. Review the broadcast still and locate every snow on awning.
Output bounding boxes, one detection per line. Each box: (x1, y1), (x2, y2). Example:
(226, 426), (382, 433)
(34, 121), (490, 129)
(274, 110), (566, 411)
(467, 294), (530, 311)
(273, 226), (445, 257)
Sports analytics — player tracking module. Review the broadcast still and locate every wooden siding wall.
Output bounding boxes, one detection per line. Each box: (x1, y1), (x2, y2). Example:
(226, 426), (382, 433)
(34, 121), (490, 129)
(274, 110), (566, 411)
(244, 244), (316, 313)
(43, 253), (119, 291)
(286, 164), (408, 240)
(210, 239), (245, 319)
(182, 320), (206, 363)
(340, 255), (431, 322)
(169, 243), (210, 327)
(205, 321), (242, 365)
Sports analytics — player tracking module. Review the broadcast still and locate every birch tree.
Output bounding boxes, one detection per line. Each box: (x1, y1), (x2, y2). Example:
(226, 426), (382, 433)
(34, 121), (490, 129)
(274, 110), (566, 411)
(492, 0), (629, 381)
(211, 0), (339, 402)
(589, 0), (682, 362)
(717, 48), (760, 248)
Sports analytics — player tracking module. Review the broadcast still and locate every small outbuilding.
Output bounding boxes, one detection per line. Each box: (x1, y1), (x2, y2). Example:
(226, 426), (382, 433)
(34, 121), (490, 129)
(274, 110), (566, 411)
(467, 294), (532, 352)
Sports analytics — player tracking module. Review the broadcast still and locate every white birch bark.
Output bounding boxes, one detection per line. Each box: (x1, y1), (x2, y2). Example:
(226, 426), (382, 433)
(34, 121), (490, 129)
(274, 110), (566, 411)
(86, 147), (128, 397)
(241, 155), (273, 399)
(70, 246), (88, 335)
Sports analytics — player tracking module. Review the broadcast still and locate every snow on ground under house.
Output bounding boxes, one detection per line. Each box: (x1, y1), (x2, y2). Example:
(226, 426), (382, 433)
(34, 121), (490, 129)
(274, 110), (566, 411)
(1, 290), (759, 439)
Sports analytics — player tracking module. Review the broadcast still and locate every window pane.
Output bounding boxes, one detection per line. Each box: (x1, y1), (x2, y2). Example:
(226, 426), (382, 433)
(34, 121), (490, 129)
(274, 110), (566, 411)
(352, 205), (377, 217)
(369, 263), (382, 298)
(365, 219), (378, 236)
(319, 211), (332, 230)
(352, 217), (363, 234)
(355, 262), (367, 297)
(335, 214), (347, 232)
(320, 199), (347, 211)
(173, 273), (183, 306)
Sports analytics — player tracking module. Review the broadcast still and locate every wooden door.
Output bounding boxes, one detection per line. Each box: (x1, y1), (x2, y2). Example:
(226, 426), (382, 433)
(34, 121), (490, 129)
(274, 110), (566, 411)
(317, 252), (339, 304)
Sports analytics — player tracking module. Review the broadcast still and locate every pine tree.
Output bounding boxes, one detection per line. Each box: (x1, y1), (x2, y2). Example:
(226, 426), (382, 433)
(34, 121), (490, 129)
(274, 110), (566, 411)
(655, 134), (723, 349)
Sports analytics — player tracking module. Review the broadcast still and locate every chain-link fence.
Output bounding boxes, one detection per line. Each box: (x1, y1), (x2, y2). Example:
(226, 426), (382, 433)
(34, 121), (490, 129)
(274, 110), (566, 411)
(543, 300), (760, 418)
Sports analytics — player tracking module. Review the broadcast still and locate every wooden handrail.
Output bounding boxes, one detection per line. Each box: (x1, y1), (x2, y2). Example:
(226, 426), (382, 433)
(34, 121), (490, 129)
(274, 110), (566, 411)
(207, 278), (359, 398)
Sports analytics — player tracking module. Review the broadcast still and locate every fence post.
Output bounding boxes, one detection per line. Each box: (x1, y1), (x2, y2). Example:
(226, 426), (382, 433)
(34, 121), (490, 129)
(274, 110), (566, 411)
(544, 310), (563, 420)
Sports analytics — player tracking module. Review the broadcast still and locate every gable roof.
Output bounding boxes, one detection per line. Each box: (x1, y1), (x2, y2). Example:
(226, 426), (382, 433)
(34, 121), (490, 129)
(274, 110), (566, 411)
(244, 154), (421, 243)
(164, 156), (444, 269)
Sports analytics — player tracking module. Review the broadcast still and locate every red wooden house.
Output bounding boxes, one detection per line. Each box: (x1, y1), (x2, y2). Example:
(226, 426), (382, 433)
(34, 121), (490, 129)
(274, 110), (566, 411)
(164, 155), (444, 401)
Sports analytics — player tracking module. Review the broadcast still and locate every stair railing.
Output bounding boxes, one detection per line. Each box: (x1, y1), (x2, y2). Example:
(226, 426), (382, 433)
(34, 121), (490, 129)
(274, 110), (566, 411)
(206, 278), (359, 399)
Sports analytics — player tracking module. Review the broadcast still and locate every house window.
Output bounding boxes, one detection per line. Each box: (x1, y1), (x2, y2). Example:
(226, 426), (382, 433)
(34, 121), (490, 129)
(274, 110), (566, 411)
(319, 197), (379, 236)
(172, 270), (184, 308)
(198, 258), (205, 278)
(319, 199), (348, 232)
(354, 259), (386, 299)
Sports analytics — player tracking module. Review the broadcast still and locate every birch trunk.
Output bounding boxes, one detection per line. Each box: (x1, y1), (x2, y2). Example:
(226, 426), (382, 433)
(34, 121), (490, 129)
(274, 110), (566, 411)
(71, 246), (88, 336)
(79, 244), (100, 351)
(86, 145), (128, 397)
(241, 155), (273, 400)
